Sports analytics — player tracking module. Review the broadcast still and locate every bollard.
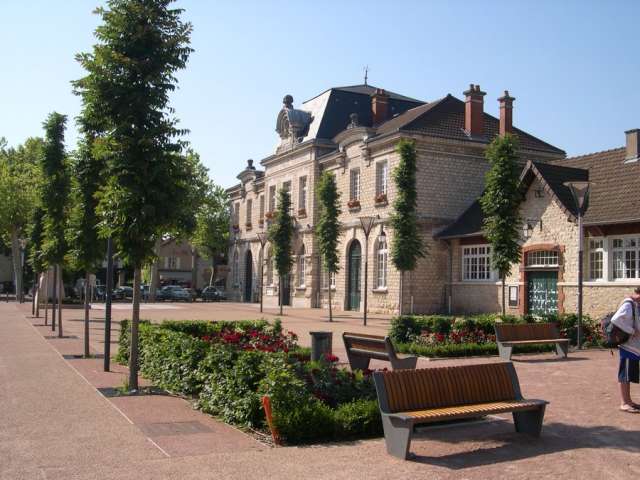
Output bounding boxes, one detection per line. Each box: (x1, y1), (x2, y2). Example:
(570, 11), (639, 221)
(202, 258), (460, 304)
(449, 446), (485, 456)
(310, 331), (333, 361)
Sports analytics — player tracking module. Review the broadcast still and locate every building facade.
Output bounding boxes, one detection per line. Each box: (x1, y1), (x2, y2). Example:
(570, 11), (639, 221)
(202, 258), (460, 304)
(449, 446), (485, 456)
(226, 83), (567, 315)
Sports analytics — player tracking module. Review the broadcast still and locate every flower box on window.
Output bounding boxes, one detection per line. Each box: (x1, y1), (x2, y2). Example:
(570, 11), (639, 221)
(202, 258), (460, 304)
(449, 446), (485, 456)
(265, 211), (275, 220)
(258, 219), (264, 227)
(245, 222), (252, 230)
(374, 193), (388, 206)
(232, 224), (240, 231)
(297, 208), (307, 218)
(347, 199), (361, 210)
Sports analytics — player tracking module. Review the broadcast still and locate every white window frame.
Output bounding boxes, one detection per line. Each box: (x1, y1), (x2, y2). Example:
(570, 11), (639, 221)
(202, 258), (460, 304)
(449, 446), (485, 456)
(461, 244), (494, 281)
(232, 250), (239, 286)
(323, 268), (336, 290)
(376, 237), (388, 288)
(245, 198), (252, 225)
(526, 250), (560, 267)
(268, 185), (276, 213)
(298, 176), (307, 211)
(589, 238), (605, 281)
(297, 246), (306, 288)
(350, 168), (360, 201)
(610, 235), (640, 280)
(259, 195), (265, 220)
(266, 247), (273, 286)
(376, 160), (388, 196)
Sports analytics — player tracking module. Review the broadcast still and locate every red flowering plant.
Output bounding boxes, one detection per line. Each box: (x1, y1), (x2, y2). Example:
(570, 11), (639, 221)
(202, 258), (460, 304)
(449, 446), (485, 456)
(201, 325), (298, 353)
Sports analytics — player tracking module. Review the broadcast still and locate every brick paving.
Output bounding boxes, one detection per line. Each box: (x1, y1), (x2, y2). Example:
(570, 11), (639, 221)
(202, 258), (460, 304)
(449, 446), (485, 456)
(2, 300), (640, 479)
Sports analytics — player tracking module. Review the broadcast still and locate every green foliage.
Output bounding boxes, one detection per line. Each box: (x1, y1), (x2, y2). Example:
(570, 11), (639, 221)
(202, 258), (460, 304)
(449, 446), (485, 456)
(315, 172), (342, 275)
(192, 181), (230, 265)
(66, 136), (103, 273)
(73, 0), (194, 269)
(390, 139), (425, 272)
(40, 112), (70, 266)
(269, 189), (295, 278)
(28, 206), (46, 274)
(333, 399), (383, 438)
(480, 134), (523, 278)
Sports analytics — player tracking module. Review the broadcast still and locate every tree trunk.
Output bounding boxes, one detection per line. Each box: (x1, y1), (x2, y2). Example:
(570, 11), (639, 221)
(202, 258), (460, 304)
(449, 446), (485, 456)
(328, 279), (333, 322)
(44, 271), (49, 325)
(279, 275), (283, 316)
(501, 275), (506, 317)
(32, 274), (37, 315)
(128, 267), (142, 391)
(10, 228), (23, 303)
(35, 272), (41, 318)
(57, 265), (63, 338)
(51, 265), (58, 331)
(191, 248), (198, 290)
(84, 272), (90, 357)
(209, 256), (215, 287)
(149, 239), (161, 301)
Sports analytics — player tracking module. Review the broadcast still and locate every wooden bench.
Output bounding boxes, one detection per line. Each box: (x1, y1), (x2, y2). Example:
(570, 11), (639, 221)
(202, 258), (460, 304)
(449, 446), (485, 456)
(494, 323), (569, 360)
(342, 332), (417, 371)
(373, 362), (548, 459)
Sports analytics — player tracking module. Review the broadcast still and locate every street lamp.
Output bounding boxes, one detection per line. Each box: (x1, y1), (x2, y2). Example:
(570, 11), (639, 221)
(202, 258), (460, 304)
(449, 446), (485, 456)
(564, 181), (591, 350)
(256, 232), (267, 313)
(359, 215), (377, 326)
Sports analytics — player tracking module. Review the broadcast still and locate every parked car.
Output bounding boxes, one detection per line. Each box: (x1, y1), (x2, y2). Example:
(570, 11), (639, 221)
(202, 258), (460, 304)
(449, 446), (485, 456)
(201, 286), (226, 302)
(112, 286), (133, 300)
(157, 285), (192, 302)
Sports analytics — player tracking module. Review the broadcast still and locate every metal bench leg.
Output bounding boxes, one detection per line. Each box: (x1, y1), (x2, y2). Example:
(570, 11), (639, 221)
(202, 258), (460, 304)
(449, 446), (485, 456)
(382, 416), (413, 460)
(391, 356), (418, 371)
(347, 354), (371, 372)
(498, 343), (513, 360)
(555, 342), (568, 358)
(513, 406), (545, 437)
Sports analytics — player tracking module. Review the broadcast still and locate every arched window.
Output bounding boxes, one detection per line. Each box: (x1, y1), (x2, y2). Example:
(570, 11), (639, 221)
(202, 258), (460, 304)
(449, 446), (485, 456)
(376, 237), (388, 288)
(266, 246), (273, 286)
(297, 245), (306, 287)
(232, 250), (239, 285)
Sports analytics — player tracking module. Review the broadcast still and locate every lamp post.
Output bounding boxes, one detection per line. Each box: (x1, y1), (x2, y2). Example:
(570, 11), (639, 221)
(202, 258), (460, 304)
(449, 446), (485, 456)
(18, 238), (27, 303)
(564, 181), (591, 350)
(359, 216), (376, 326)
(257, 231), (267, 313)
(104, 236), (114, 372)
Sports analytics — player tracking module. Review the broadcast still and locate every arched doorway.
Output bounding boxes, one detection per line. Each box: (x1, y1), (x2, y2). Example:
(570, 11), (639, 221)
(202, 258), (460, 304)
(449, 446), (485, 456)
(347, 241), (362, 311)
(244, 250), (253, 302)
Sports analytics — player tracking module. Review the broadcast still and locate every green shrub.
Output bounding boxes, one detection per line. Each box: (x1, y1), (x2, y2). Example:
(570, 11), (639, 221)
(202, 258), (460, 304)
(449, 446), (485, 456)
(333, 399), (382, 438)
(160, 319), (269, 337)
(272, 399), (335, 444)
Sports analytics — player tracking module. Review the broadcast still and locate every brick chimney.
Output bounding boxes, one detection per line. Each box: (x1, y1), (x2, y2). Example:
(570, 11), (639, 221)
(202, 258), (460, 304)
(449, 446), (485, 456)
(625, 129), (639, 161)
(371, 89), (390, 125)
(498, 90), (515, 136)
(463, 84), (486, 136)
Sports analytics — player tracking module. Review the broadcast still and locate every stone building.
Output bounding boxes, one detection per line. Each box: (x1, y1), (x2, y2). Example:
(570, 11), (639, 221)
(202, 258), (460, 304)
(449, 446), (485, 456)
(156, 238), (226, 290)
(226, 83), (566, 314)
(440, 129), (640, 318)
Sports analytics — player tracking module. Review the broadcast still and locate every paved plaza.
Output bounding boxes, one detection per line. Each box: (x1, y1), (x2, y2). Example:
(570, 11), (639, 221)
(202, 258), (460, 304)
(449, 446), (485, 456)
(1, 301), (640, 479)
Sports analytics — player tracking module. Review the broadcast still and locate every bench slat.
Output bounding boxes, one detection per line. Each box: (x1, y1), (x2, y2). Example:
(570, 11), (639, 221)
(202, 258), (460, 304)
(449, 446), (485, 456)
(501, 339), (568, 345)
(400, 399), (546, 422)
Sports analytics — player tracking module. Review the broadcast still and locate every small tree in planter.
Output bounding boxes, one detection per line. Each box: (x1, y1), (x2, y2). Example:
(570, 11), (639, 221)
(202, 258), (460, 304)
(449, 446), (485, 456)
(480, 133), (522, 316)
(268, 189), (294, 315)
(390, 139), (425, 315)
(315, 172), (341, 322)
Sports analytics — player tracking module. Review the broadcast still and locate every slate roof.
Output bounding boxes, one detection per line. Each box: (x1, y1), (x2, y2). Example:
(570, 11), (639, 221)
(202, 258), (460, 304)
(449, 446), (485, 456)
(557, 147), (640, 225)
(301, 84), (424, 142)
(437, 161), (589, 239)
(376, 95), (565, 155)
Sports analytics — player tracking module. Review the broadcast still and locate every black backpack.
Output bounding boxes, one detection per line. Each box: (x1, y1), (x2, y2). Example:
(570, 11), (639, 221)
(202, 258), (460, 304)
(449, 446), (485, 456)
(601, 299), (634, 348)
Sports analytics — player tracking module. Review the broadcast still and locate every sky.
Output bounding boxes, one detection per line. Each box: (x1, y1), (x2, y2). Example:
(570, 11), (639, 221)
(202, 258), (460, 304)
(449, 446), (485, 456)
(1, 0), (639, 188)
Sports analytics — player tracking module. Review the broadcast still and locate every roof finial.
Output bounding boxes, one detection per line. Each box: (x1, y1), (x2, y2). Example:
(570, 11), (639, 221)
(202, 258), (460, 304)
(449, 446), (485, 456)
(364, 65), (369, 86)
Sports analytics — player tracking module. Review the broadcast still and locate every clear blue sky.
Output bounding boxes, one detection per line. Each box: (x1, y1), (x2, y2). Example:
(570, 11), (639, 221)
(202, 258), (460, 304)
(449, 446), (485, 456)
(1, 0), (638, 188)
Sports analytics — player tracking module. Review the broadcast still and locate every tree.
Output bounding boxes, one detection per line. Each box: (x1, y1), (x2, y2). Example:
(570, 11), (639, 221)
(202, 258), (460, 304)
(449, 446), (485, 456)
(480, 134), (523, 316)
(73, 0), (193, 390)
(28, 206), (46, 318)
(0, 138), (42, 303)
(40, 113), (70, 337)
(315, 171), (341, 322)
(268, 189), (294, 315)
(390, 139), (425, 315)
(66, 136), (104, 357)
(192, 183), (230, 287)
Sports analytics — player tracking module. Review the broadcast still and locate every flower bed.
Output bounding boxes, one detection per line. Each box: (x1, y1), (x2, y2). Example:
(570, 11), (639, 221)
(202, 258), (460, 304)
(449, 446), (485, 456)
(389, 313), (604, 358)
(117, 319), (381, 444)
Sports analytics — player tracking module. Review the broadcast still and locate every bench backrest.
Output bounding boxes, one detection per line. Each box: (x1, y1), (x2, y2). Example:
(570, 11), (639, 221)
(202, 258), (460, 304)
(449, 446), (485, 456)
(494, 322), (560, 342)
(374, 363), (520, 413)
(343, 332), (391, 358)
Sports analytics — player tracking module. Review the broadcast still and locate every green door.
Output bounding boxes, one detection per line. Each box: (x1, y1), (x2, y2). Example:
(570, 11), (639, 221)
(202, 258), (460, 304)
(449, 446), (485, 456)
(527, 271), (558, 316)
(347, 241), (361, 311)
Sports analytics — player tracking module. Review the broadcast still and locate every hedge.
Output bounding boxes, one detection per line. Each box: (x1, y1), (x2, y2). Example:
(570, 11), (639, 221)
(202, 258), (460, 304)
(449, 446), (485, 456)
(117, 319), (381, 444)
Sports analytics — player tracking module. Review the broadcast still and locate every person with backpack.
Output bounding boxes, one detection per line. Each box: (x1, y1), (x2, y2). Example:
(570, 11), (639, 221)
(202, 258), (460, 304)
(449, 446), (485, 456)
(611, 287), (640, 413)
